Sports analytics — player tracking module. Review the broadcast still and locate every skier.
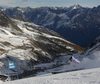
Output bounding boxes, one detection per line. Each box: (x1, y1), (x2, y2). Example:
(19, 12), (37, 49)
(67, 56), (80, 64)
(69, 56), (73, 61)
(66, 56), (72, 63)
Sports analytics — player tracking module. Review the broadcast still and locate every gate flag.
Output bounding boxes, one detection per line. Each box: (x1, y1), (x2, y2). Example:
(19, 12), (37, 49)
(7, 55), (19, 80)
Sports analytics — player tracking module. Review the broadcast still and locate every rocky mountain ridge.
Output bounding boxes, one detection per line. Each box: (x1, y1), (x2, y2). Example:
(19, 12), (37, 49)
(1, 4), (100, 47)
(0, 12), (84, 76)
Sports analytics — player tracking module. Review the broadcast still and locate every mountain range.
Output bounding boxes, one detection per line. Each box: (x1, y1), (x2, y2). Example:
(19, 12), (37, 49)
(1, 4), (100, 47)
(0, 12), (84, 77)
(0, 4), (100, 81)
(0, 4), (100, 78)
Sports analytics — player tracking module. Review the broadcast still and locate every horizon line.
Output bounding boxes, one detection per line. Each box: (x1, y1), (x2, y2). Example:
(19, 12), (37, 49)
(0, 4), (99, 9)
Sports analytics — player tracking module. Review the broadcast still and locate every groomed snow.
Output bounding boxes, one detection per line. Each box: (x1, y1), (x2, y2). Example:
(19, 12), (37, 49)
(2, 68), (100, 84)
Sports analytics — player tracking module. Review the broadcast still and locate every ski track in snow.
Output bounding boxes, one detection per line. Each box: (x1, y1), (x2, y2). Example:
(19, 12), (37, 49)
(2, 68), (100, 84)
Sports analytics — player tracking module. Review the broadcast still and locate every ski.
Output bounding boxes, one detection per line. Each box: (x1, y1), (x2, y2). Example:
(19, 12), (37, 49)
(52, 68), (84, 74)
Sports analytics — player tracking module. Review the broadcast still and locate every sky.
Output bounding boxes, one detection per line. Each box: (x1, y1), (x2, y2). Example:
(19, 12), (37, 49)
(0, 0), (100, 8)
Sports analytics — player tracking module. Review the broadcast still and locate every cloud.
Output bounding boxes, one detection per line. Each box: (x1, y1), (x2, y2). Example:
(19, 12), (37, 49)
(0, 0), (99, 8)
(55, 0), (80, 1)
(21, 0), (29, 2)
(0, 0), (14, 3)
(0, 0), (16, 6)
(0, 0), (31, 7)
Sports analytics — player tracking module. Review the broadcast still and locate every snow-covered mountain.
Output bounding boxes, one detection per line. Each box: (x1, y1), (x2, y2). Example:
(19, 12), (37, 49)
(1, 35), (100, 83)
(0, 12), (84, 77)
(2, 37), (100, 83)
(82, 36), (100, 55)
(72, 35), (100, 70)
(2, 4), (100, 47)
(0, 5), (100, 83)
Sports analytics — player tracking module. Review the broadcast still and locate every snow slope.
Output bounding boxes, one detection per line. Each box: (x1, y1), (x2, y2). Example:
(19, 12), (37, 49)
(1, 34), (100, 84)
(1, 67), (100, 84)
(1, 46), (100, 84)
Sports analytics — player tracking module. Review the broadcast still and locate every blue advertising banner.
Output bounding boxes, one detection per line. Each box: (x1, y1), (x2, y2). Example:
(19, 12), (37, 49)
(8, 61), (16, 69)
